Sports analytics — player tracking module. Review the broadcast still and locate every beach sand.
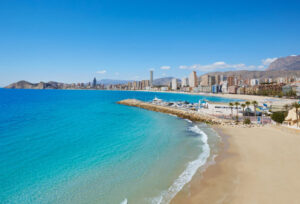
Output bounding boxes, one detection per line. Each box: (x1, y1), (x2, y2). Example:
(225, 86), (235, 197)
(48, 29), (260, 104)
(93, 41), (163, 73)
(171, 125), (300, 204)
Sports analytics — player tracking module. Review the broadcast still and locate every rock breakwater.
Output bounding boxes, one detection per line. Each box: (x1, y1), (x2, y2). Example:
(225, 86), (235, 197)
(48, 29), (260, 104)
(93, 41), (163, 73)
(117, 99), (231, 125)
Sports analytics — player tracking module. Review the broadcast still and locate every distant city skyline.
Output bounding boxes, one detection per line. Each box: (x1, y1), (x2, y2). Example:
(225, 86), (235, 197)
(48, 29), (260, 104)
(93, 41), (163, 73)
(1, 0), (300, 86)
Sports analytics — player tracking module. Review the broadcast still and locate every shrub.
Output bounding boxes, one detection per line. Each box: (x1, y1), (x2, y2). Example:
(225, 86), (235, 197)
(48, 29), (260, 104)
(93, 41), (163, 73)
(271, 112), (285, 124)
(243, 118), (251, 125)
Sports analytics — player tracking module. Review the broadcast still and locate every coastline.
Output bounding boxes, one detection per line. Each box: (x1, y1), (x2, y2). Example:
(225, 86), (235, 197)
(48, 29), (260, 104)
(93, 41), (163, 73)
(171, 125), (300, 204)
(3, 88), (298, 106)
(134, 90), (298, 105)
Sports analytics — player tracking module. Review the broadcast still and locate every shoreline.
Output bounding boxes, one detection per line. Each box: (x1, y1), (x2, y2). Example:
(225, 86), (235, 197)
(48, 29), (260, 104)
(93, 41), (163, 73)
(3, 88), (297, 105)
(171, 125), (300, 204)
(133, 90), (298, 106)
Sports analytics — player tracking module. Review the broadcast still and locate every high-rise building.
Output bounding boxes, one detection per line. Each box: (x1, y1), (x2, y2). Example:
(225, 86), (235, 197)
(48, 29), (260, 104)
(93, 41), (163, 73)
(150, 70), (153, 87)
(93, 77), (97, 87)
(215, 75), (221, 85)
(171, 78), (178, 90)
(189, 71), (198, 88)
(210, 75), (216, 86)
(200, 75), (209, 86)
(227, 76), (236, 86)
(181, 77), (188, 87)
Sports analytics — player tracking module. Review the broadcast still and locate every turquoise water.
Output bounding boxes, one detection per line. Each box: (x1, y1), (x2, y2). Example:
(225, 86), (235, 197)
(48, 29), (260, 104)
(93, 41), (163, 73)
(0, 89), (233, 204)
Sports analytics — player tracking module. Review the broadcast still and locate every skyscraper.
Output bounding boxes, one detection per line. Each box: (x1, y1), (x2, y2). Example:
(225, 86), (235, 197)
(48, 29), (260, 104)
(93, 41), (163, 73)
(181, 77), (188, 87)
(150, 70), (153, 87)
(189, 71), (197, 88)
(93, 77), (97, 87)
(171, 78), (178, 90)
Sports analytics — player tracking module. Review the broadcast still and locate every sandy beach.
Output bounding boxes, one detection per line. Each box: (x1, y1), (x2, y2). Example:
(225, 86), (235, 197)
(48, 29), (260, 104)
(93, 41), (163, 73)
(171, 125), (300, 204)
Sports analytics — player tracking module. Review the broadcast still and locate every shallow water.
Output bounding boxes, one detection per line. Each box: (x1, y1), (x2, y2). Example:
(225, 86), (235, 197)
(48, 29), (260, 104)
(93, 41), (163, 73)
(0, 89), (229, 203)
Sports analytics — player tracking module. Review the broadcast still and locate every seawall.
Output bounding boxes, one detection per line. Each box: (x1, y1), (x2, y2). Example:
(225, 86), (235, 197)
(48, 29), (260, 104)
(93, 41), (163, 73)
(117, 99), (231, 125)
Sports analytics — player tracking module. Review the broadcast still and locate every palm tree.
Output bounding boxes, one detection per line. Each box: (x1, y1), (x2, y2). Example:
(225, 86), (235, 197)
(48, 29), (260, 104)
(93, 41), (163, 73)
(234, 102), (240, 121)
(241, 103), (246, 117)
(292, 102), (300, 128)
(245, 101), (251, 116)
(252, 101), (258, 120)
(229, 102), (234, 118)
(283, 104), (290, 111)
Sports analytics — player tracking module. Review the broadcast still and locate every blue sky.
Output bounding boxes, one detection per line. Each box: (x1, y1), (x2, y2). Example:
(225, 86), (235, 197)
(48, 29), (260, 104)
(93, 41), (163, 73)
(0, 0), (300, 85)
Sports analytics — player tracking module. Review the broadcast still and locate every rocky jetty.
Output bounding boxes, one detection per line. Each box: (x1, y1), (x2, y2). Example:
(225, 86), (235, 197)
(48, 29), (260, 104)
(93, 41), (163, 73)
(117, 99), (231, 125)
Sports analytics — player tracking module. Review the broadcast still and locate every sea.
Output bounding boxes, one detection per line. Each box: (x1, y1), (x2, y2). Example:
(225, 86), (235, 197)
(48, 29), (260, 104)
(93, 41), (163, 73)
(0, 89), (238, 204)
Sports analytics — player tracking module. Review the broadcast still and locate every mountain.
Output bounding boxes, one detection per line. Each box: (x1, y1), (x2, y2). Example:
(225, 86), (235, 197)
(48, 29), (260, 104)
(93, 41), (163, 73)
(201, 70), (300, 80)
(5, 80), (64, 89)
(153, 77), (180, 86)
(98, 79), (133, 85)
(267, 55), (300, 71)
(5, 80), (42, 89)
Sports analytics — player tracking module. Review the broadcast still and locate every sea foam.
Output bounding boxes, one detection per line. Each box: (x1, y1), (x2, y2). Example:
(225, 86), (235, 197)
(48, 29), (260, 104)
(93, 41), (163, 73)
(120, 198), (128, 204)
(151, 125), (210, 204)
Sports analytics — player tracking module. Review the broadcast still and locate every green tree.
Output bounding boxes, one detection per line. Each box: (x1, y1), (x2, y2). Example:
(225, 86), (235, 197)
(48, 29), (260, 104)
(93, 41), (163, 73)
(234, 102), (240, 121)
(229, 102), (234, 119)
(283, 104), (290, 117)
(241, 103), (246, 117)
(271, 112), (286, 124)
(245, 101), (251, 118)
(252, 101), (258, 120)
(292, 102), (300, 128)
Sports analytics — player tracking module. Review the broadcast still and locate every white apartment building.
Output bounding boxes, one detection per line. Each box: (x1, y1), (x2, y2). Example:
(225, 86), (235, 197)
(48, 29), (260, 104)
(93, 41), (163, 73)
(181, 77), (189, 87)
(171, 78), (178, 90)
(250, 79), (259, 86)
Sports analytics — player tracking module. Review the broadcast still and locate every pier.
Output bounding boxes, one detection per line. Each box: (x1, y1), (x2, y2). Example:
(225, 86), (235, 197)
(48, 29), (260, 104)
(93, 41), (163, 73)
(117, 99), (231, 125)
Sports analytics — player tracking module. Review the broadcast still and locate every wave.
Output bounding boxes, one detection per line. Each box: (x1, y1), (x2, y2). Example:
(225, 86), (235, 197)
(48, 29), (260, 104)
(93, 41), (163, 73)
(120, 198), (127, 204)
(184, 119), (192, 123)
(151, 125), (210, 204)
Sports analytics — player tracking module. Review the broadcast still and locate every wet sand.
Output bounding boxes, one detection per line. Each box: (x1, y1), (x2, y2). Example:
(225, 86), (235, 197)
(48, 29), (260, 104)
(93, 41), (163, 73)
(171, 125), (300, 204)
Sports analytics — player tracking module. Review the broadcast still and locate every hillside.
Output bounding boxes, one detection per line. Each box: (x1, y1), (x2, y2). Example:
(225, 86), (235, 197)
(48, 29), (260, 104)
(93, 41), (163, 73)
(267, 55), (300, 71)
(5, 81), (64, 89)
(202, 70), (300, 80)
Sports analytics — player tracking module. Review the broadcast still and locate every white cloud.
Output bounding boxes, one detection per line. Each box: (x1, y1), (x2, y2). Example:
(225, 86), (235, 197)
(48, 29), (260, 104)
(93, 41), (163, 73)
(179, 65), (188, 69)
(149, 68), (155, 71)
(160, 66), (171, 70)
(290, 54), (297, 57)
(97, 70), (107, 74)
(115, 72), (119, 76)
(257, 65), (265, 69)
(262, 57), (277, 66)
(162, 73), (166, 76)
(179, 57), (281, 72)
(178, 62), (258, 71)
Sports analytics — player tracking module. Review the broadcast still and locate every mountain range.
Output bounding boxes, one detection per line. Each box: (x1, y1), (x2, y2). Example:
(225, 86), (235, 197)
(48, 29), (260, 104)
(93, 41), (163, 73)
(203, 55), (300, 79)
(4, 55), (300, 89)
(267, 55), (300, 71)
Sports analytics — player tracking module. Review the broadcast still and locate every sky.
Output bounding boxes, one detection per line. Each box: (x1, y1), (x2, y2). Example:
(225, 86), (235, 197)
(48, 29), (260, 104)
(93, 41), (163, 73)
(0, 0), (300, 86)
